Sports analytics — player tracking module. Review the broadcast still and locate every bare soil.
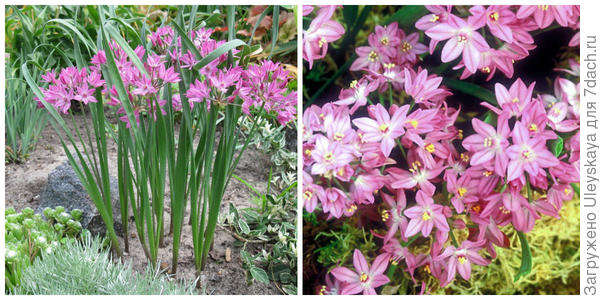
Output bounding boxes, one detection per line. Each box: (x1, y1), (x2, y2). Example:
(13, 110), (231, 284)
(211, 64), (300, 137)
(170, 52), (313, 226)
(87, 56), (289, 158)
(5, 113), (283, 295)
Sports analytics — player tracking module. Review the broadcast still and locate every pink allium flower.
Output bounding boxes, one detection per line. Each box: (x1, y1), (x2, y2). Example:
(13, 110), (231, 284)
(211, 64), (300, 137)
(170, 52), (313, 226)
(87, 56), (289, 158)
(311, 135), (354, 176)
(403, 68), (445, 105)
(352, 104), (409, 157)
(397, 32), (427, 64)
(425, 15), (490, 73)
(322, 187), (348, 219)
(388, 160), (444, 196)
(334, 78), (378, 114)
(469, 5), (516, 43)
(380, 190), (408, 242)
(436, 240), (490, 283)
(517, 5), (575, 29)
(462, 113), (510, 176)
(403, 190), (449, 237)
(330, 249), (390, 295)
(351, 34), (389, 72)
(350, 169), (384, 204)
(447, 174), (479, 213)
(506, 121), (560, 182)
(372, 22), (401, 56)
(303, 6), (345, 69)
(492, 78), (536, 117)
(303, 171), (325, 213)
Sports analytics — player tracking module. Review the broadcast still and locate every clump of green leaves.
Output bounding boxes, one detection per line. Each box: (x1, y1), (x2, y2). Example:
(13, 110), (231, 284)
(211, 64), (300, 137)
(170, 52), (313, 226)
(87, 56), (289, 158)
(12, 234), (197, 295)
(221, 178), (297, 295)
(5, 206), (84, 291)
(238, 115), (297, 189)
(315, 223), (378, 269)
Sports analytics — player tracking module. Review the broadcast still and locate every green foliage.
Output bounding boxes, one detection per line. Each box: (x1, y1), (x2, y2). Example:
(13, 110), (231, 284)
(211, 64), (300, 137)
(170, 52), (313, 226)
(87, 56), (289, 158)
(5, 206), (84, 291)
(315, 223), (378, 269)
(12, 235), (197, 295)
(222, 180), (297, 295)
(238, 115), (297, 189)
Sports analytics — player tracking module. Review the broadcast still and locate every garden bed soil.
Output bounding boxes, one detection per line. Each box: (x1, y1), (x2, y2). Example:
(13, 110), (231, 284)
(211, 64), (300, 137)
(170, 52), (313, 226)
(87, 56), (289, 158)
(5, 113), (282, 295)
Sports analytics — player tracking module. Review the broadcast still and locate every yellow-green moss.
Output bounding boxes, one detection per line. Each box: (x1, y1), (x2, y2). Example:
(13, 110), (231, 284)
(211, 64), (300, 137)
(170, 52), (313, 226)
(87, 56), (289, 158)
(435, 198), (580, 294)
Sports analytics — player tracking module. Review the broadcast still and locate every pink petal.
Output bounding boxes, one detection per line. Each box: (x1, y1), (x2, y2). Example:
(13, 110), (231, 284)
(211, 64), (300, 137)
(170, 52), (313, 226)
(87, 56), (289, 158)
(462, 42), (481, 73)
(441, 37), (464, 62)
(331, 267), (358, 283)
(353, 249), (369, 273)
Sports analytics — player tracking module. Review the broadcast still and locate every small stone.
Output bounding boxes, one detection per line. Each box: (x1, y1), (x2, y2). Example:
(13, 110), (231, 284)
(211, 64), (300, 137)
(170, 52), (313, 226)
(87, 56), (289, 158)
(37, 160), (123, 237)
(225, 247), (232, 262)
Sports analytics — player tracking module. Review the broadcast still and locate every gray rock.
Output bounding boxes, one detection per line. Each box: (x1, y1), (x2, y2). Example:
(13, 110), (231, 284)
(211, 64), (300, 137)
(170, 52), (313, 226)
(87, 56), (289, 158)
(37, 160), (124, 237)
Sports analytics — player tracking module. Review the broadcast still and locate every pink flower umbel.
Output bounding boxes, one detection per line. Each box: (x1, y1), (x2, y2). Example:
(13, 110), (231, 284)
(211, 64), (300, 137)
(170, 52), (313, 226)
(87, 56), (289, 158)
(352, 104), (409, 157)
(436, 240), (490, 283)
(403, 190), (449, 237)
(462, 113), (510, 176)
(425, 15), (490, 73)
(331, 249), (390, 295)
(303, 6), (345, 69)
(506, 121), (560, 182)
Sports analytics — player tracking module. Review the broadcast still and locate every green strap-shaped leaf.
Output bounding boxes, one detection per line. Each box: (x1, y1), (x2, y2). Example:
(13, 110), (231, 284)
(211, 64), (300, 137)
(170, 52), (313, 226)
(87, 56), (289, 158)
(515, 231), (532, 282)
(445, 79), (498, 106)
(171, 21), (246, 71)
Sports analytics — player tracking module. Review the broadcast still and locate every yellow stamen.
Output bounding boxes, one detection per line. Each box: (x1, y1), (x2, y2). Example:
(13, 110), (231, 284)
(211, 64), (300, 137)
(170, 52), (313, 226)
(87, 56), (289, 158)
(422, 211), (432, 221)
(529, 124), (538, 132)
(461, 153), (470, 162)
(522, 150), (532, 159)
(424, 264), (431, 273)
(472, 204), (481, 213)
(489, 11), (499, 21)
(457, 34), (468, 44)
(538, 5), (549, 11)
(350, 80), (358, 89)
(324, 152), (334, 162)
(430, 15), (440, 23)
(481, 66), (491, 73)
(318, 37), (327, 48)
(303, 190), (313, 200)
(499, 205), (510, 214)
(337, 167), (344, 176)
(381, 210), (390, 222)
(334, 132), (345, 141)
(483, 170), (494, 177)
(484, 137), (494, 147)
(304, 149), (312, 156)
(458, 256), (468, 264)
(458, 129), (464, 139)
(346, 204), (357, 213)
(512, 97), (519, 103)
(319, 285), (327, 295)
(458, 187), (467, 197)
(380, 37), (389, 46)
(401, 41), (413, 52)
(425, 143), (435, 153)
(368, 50), (379, 62)
(359, 272), (369, 283)
(564, 188), (572, 196)
(408, 120), (418, 129)
(384, 63), (396, 69)
(379, 123), (390, 134)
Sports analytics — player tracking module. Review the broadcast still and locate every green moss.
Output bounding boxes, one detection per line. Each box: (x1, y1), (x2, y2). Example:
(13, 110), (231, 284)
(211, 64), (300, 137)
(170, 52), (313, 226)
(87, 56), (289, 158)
(436, 198), (580, 295)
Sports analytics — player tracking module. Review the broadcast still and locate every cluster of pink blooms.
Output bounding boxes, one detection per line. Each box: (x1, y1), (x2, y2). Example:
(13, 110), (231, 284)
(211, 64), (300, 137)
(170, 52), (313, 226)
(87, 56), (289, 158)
(303, 5), (345, 69)
(37, 26), (296, 126)
(420, 5), (579, 79)
(304, 5), (579, 294)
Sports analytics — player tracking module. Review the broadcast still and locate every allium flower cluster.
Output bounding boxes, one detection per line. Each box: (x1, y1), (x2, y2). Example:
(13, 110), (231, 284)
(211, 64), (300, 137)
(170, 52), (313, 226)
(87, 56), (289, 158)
(37, 26), (296, 126)
(304, 5), (579, 294)
(303, 5), (345, 69)
(420, 5), (579, 80)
